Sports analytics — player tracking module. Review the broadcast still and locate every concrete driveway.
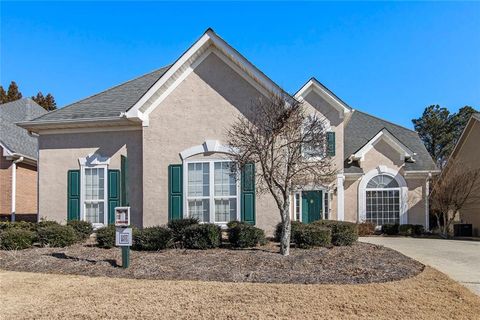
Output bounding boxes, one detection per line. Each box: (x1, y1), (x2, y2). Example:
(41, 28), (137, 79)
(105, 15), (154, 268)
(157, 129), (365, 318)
(360, 237), (480, 295)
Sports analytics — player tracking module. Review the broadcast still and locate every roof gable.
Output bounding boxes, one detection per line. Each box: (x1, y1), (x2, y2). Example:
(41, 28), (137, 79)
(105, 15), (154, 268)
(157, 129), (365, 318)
(125, 28), (289, 125)
(349, 128), (414, 162)
(344, 111), (437, 172)
(295, 78), (352, 118)
(0, 98), (47, 160)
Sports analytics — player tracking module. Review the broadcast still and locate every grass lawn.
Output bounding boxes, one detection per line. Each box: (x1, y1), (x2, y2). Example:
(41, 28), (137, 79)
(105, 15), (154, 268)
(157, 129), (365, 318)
(1, 266), (479, 319)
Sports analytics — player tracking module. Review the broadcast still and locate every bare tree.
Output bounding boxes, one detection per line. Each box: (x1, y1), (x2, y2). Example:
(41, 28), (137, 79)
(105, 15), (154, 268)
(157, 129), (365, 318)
(226, 94), (335, 256)
(430, 159), (480, 238)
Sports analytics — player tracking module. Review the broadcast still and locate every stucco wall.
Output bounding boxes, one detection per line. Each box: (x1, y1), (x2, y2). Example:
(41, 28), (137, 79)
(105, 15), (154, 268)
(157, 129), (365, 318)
(143, 51), (280, 234)
(343, 139), (428, 226)
(301, 90), (345, 221)
(37, 130), (143, 225)
(453, 120), (480, 236)
(302, 90), (344, 172)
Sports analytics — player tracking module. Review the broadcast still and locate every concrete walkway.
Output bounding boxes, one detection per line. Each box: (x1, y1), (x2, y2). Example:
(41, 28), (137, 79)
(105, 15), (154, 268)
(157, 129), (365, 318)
(360, 237), (480, 295)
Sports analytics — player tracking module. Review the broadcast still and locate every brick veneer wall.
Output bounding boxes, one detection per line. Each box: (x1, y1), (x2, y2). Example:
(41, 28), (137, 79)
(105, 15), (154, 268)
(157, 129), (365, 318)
(0, 146), (38, 218)
(0, 148), (12, 215)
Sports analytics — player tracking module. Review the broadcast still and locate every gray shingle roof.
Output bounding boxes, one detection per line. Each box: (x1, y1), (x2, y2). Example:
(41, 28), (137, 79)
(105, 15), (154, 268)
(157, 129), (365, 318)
(0, 98), (48, 159)
(344, 110), (437, 173)
(31, 66), (170, 122)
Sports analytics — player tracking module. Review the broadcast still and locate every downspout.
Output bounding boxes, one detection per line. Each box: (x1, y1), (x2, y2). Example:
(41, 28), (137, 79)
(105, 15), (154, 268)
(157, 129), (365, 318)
(11, 156), (24, 222)
(425, 172), (432, 231)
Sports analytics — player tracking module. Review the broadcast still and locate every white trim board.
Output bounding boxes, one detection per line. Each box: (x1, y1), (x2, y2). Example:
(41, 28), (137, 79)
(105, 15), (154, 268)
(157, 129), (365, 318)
(125, 29), (288, 126)
(349, 129), (415, 163)
(180, 140), (232, 160)
(295, 78), (352, 118)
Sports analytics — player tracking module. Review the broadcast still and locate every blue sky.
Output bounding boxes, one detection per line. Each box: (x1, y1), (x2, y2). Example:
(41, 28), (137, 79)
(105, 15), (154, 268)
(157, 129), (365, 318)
(1, 1), (479, 128)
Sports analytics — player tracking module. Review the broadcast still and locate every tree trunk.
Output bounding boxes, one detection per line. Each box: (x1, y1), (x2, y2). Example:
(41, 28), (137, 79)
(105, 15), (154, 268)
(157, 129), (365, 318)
(280, 198), (291, 256)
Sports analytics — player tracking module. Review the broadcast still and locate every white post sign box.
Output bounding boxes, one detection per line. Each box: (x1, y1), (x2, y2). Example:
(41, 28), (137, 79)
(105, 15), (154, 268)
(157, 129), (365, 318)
(115, 207), (130, 227)
(115, 227), (132, 246)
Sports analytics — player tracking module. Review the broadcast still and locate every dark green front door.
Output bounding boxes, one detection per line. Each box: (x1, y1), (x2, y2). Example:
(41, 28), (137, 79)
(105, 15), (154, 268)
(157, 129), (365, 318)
(301, 191), (322, 223)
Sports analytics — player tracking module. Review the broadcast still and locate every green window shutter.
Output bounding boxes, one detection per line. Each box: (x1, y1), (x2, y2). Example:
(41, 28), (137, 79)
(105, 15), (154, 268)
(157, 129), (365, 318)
(168, 164), (183, 221)
(67, 170), (80, 221)
(327, 131), (336, 157)
(108, 169), (120, 225)
(121, 155), (128, 206)
(241, 163), (256, 225)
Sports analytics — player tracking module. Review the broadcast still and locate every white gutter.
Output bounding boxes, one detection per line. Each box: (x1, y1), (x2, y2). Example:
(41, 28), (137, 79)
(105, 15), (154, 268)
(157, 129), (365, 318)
(11, 156), (24, 222)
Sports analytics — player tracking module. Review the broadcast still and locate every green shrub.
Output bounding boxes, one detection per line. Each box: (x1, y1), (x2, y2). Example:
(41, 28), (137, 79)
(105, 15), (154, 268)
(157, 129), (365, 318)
(413, 224), (425, 236)
(0, 228), (36, 250)
(227, 222), (266, 248)
(293, 224), (331, 249)
(67, 220), (93, 241)
(96, 225), (116, 248)
(226, 220), (240, 229)
(358, 222), (376, 236)
(381, 224), (399, 235)
(37, 223), (77, 247)
(37, 220), (61, 228)
(398, 224), (425, 236)
(132, 226), (173, 251)
(0, 221), (36, 232)
(167, 218), (199, 243)
(399, 224), (414, 236)
(274, 221), (304, 242)
(311, 220), (358, 246)
(183, 224), (221, 249)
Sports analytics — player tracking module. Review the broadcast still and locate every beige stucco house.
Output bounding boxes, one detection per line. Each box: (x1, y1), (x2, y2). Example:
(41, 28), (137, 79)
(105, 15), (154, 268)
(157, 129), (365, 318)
(19, 29), (437, 234)
(444, 113), (480, 236)
(1, 98), (47, 222)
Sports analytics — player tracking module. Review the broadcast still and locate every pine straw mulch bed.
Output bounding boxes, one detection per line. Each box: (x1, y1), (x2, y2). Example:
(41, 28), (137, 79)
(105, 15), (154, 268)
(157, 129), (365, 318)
(0, 241), (423, 284)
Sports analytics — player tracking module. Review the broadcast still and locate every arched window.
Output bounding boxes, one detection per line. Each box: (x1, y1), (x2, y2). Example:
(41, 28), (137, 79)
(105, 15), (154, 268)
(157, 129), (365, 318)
(365, 174), (400, 225)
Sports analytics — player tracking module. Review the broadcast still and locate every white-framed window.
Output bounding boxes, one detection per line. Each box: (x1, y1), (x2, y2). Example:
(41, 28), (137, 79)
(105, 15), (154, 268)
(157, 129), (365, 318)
(301, 115), (331, 159)
(365, 175), (400, 226)
(79, 154), (109, 228)
(184, 160), (240, 224)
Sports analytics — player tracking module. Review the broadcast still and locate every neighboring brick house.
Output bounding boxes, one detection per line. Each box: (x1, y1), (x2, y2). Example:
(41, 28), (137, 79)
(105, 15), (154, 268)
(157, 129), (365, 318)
(19, 29), (438, 233)
(0, 98), (47, 222)
(444, 113), (480, 236)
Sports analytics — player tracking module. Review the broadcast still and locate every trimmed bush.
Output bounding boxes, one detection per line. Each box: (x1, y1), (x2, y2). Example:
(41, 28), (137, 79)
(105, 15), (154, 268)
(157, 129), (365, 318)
(293, 224), (331, 249)
(227, 222), (266, 248)
(381, 224), (399, 235)
(0, 228), (36, 250)
(358, 222), (376, 236)
(226, 220), (240, 229)
(96, 225), (116, 248)
(0, 221), (36, 232)
(37, 223), (77, 247)
(183, 224), (221, 249)
(274, 221), (304, 242)
(413, 224), (425, 236)
(67, 220), (93, 241)
(399, 224), (414, 236)
(311, 220), (358, 246)
(399, 224), (425, 236)
(167, 218), (199, 243)
(133, 226), (173, 251)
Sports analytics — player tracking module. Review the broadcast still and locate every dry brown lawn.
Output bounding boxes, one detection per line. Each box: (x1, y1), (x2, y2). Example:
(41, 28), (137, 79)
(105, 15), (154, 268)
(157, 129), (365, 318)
(1, 267), (479, 320)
